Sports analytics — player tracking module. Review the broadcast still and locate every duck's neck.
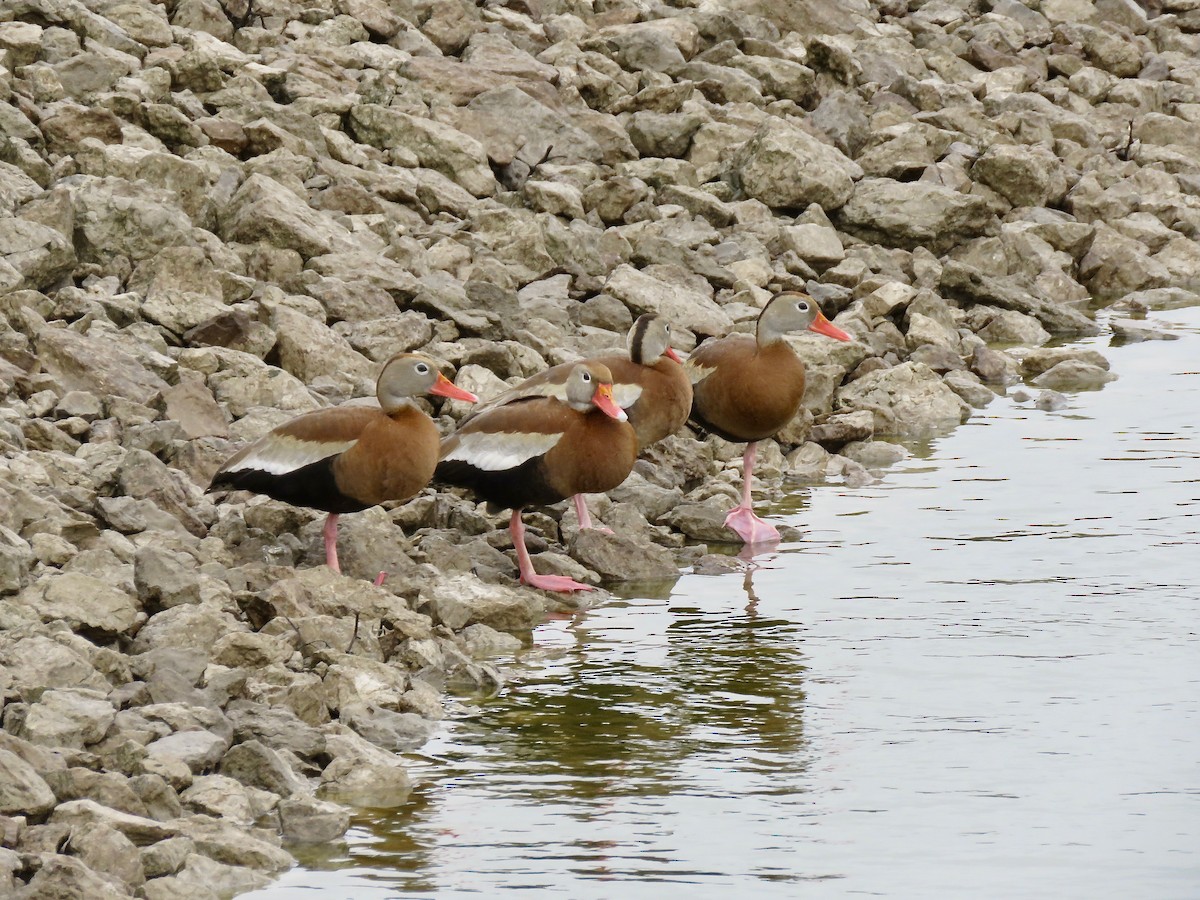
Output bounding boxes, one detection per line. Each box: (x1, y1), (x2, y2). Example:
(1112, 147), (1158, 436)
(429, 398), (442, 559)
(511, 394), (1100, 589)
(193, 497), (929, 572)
(382, 396), (419, 418)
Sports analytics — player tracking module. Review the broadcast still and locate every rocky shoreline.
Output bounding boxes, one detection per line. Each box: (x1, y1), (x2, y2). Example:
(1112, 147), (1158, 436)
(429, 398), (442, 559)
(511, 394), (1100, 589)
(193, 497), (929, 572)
(2, 0), (1199, 895)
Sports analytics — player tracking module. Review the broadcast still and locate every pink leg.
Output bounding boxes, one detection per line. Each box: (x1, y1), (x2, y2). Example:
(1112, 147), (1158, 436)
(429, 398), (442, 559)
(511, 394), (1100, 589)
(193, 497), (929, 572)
(572, 494), (613, 534)
(723, 442), (780, 545)
(511, 509), (594, 592)
(323, 513), (341, 573)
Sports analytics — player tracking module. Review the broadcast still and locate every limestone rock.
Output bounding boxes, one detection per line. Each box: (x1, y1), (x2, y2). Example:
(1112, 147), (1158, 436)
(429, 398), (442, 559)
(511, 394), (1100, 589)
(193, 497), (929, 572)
(733, 119), (862, 211)
(0, 748), (57, 817)
(39, 573), (140, 635)
(604, 264), (732, 337)
(568, 530), (679, 582)
(36, 327), (170, 406)
(421, 574), (544, 634)
(1032, 360), (1118, 390)
(837, 179), (997, 254)
(834, 362), (971, 436)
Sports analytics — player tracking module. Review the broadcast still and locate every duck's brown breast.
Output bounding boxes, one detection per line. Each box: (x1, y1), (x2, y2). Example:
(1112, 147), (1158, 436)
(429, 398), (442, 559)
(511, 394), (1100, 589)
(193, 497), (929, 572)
(690, 338), (806, 442)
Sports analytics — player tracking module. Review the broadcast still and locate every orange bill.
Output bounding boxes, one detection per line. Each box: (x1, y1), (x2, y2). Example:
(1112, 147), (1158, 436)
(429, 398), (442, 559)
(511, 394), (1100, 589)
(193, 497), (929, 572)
(809, 312), (852, 342)
(430, 373), (479, 403)
(592, 384), (628, 421)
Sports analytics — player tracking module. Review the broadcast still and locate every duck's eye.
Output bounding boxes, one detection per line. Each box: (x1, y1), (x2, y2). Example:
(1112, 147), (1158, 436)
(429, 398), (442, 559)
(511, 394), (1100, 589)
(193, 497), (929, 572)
(415, 363), (430, 374)
(797, 300), (809, 312)
(581, 371), (592, 382)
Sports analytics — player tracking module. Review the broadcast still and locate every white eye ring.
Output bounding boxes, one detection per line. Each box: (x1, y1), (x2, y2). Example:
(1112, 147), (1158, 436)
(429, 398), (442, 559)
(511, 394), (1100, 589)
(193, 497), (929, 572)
(581, 371), (592, 382)
(797, 301), (809, 312)
(415, 363), (430, 374)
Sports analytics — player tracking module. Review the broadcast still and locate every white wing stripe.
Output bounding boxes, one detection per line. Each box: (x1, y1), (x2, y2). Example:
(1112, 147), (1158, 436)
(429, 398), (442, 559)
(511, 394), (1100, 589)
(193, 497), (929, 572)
(612, 383), (642, 409)
(222, 435), (356, 477)
(442, 430), (561, 471)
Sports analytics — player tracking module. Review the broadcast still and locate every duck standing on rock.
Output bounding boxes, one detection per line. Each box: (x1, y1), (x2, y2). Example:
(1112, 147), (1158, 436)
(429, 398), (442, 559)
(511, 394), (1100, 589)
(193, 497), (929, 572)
(436, 362), (638, 592)
(208, 353), (478, 582)
(461, 314), (692, 530)
(687, 292), (852, 545)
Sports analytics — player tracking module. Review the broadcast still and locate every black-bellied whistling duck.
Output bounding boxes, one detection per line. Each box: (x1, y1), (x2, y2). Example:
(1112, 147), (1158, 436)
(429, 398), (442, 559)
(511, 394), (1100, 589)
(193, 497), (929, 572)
(209, 353), (478, 581)
(436, 362), (638, 592)
(462, 314), (692, 530)
(687, 292), (852, 545)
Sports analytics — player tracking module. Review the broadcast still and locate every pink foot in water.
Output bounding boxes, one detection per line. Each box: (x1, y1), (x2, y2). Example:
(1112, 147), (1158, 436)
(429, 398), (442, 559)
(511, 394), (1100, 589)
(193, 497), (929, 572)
(520, 572), (597, 593)
(724, 505), (780, 545)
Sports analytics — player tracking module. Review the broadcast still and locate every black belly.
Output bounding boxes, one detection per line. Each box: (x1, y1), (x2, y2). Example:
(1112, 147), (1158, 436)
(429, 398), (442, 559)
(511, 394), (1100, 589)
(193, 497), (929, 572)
(435, 456), (564, 512)
(208, 457), (370, 514)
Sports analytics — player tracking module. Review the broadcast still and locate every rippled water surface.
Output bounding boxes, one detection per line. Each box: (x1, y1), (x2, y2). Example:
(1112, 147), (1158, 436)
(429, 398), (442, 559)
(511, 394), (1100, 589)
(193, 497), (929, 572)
(250, 307), (1200, 899)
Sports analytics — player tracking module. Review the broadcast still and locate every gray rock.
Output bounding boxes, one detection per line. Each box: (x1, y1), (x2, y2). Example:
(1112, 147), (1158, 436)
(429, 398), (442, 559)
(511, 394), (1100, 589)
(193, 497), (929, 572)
(348, 105), (495, 198)
(68, 820), (146, 893)
(219, 740), (308, 798)
(18, 688), (114, 749)
(317, 753), (413, 807)
(36, 327), (169, 406)
(219, 174), (355, 259)
(0, 631), (109, 698)
(810, 410), (876, 447)
(66, 175), (199, 266)
(141, 836), (196, 879)
(1020, 347), (1111, 377)
(145, 731), (230, 775)
(0, 217), (76, 292)
(970, 346), (1021, 384)
(1032, 360), (1118, 390)
(337, 703), (432, 752)
(733, 119), (862, 211)
(0, 748), (56, 817)
(50, 798), (176, 845)
(568, 530), (679, 582)
(1035, 390), (1069, 411)
(940, 261), (1099, 335)
(16, 855), (133, 900)
(36, 572), (140, 635)
(460, 623), (524, 659)
(180, 775), (278, 826)
(605, 264), (732, 336)
(834, 362), (971, 436)
(43, 767), (148, 817)
(972, 144), (1068, 208)
(840, 440), (909, 468)
(0, 526), (33, 596)
(421, 574), (543, 634)
(157, 853), (271, 897)
(277, 795), (351, 844)
(977, 310), (1052, 346)
(944, 370), (998, 408)
(131, 604), (247, 656)
(134, 546), (202, 609)
(662, 501), (740, 542)
(837, 179), (997, 254)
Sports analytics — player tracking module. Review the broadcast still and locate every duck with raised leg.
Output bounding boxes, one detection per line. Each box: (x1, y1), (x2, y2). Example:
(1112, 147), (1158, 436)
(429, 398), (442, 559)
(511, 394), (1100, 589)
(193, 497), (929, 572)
(687, 292), (852, 545)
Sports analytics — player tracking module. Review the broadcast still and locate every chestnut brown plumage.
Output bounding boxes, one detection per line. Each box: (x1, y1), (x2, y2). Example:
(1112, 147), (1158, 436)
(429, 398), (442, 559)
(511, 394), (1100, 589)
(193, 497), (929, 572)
(687, 292), (852, 545)
(462, 314), (690, 530)
(208, 353), (478, 580)
(437, 362), (638, 592)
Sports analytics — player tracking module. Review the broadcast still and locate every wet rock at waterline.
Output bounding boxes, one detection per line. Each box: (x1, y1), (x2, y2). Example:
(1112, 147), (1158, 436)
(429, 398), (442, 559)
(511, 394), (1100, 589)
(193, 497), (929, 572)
(0, 0), (1180, 891)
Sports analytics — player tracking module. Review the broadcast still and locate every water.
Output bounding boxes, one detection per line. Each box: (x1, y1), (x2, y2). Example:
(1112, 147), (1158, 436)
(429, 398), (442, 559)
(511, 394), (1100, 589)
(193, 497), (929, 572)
(249, 306), (1200, 899)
